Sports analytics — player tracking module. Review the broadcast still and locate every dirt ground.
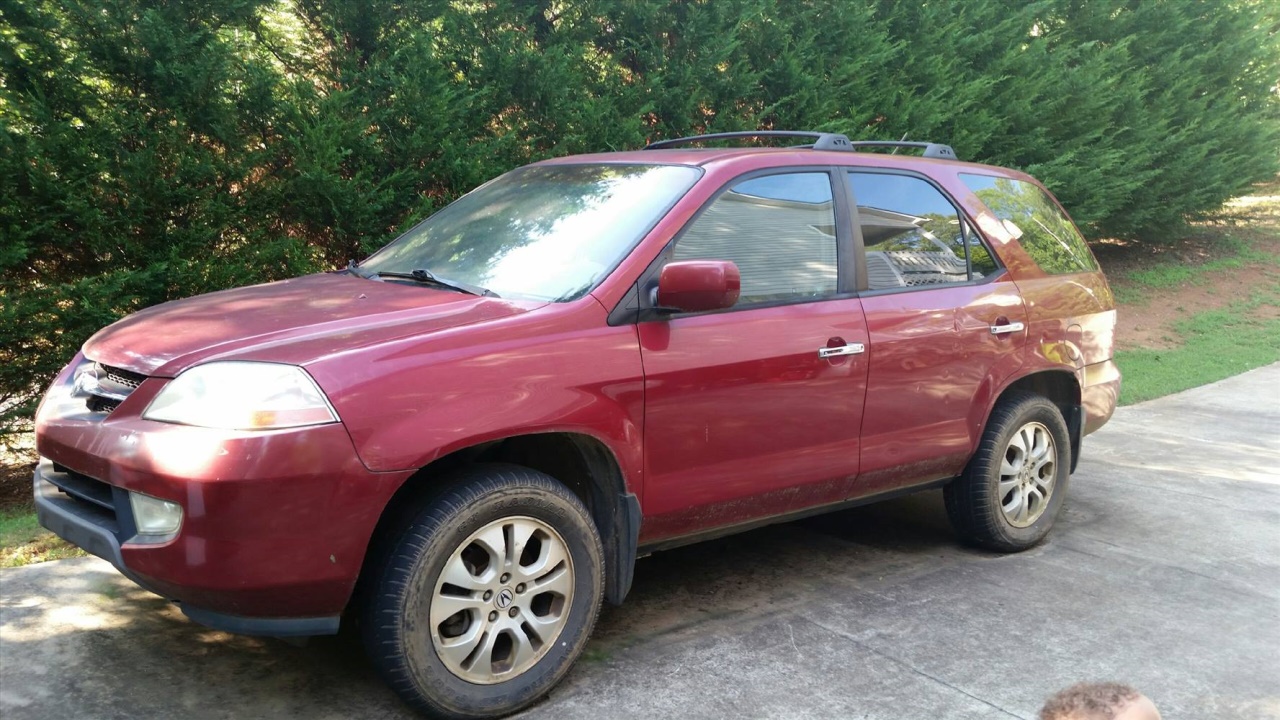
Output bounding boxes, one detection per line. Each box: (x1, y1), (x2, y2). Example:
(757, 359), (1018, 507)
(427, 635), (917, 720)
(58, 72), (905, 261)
(1094, 179), (1280, 350)
(1102, 247), (1279, 351)
(0, 451), (34, 514)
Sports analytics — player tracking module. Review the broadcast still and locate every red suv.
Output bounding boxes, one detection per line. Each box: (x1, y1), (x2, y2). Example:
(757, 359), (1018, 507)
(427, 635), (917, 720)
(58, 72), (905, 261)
(34, 131), (1119, 718)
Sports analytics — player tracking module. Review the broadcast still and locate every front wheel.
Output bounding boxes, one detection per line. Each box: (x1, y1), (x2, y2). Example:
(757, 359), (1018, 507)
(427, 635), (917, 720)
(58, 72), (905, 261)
(362, 465), (604, 719)
(945, 393), (1071, 552)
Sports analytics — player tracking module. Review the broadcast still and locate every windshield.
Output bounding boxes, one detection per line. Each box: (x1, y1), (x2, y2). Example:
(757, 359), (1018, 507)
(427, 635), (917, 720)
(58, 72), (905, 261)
(358, 163), (702, 301)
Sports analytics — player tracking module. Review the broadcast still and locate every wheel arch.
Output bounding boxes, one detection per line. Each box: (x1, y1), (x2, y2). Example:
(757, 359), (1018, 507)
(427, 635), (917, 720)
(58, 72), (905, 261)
(987, 369), (1084, 473)
(354, 431), (641, 612)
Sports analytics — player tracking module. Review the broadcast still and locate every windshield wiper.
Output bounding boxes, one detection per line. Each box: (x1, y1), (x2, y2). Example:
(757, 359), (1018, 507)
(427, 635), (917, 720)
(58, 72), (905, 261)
(372, 268), (499, 298)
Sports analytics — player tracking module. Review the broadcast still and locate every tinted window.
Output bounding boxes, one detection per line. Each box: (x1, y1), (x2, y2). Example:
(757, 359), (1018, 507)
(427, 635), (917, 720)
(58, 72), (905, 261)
(674, 172), (837, 305)
(960, 173), (1097, 275)
(849, 173), (991, 290)
(360, 164), (701, 301)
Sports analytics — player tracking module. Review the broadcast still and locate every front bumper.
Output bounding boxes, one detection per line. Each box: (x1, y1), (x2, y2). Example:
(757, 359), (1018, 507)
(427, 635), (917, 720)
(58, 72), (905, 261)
(34, 365), (414, 636)
(34, 462), (349, 637)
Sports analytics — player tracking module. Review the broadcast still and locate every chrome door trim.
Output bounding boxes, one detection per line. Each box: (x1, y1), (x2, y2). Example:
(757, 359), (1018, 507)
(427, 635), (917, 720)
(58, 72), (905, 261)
(818, 343), (866, 358)
(990, 322), (1025, 335)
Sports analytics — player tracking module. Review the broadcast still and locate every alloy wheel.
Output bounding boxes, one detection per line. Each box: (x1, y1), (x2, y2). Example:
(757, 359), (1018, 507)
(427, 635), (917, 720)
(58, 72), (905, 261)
(998, 421), (1057, 528)
(429, 516), (575, 684)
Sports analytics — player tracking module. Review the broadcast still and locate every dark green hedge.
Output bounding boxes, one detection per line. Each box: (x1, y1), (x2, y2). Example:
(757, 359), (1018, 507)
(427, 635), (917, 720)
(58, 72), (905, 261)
(2, 0), (1278, 441)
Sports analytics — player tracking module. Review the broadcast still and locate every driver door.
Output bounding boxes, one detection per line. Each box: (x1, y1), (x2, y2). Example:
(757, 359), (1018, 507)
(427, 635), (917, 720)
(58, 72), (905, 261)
(636, 170), (871, 543)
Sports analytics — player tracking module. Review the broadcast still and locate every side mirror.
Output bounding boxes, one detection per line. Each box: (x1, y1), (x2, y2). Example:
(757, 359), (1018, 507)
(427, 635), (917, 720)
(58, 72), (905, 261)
(656, 260), (741, 313)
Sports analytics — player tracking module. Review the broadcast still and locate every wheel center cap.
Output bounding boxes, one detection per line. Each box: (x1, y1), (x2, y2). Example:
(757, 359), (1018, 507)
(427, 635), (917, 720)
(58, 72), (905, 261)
(494, 587), (514, 610)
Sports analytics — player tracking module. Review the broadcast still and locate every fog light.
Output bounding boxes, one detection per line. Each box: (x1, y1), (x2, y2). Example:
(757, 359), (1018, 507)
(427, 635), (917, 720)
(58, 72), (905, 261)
(129, 492), (183, 536)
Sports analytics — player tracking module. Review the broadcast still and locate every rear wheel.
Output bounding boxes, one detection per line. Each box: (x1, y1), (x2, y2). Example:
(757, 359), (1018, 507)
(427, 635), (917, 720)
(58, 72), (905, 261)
(363, 464), (603, 719)
(945, 393), (1071, 551)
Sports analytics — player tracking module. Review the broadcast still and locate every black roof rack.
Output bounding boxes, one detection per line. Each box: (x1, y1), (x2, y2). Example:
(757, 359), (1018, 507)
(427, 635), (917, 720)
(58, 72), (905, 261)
(645, 131), (854, 152)
(849, 141), (958, 160)
(643, 131), (959, 160)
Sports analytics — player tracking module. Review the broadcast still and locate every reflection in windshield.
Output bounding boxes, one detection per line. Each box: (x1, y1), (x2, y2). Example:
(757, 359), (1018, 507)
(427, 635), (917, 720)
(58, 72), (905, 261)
(359, 164), (702, 301)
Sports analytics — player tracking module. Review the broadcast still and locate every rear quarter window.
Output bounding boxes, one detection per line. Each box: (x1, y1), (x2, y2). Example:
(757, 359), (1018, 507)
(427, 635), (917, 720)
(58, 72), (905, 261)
(959, 173), (1097, 275)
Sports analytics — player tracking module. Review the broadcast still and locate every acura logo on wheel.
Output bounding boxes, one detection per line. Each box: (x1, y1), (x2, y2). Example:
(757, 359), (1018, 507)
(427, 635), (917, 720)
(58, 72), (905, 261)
(494, 588), (514, 609)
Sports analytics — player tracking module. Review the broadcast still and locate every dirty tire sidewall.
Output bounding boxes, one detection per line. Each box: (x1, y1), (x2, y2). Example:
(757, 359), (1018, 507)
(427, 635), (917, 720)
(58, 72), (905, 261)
(945, 393), (1071, 552)
(364, 465), (603, 719)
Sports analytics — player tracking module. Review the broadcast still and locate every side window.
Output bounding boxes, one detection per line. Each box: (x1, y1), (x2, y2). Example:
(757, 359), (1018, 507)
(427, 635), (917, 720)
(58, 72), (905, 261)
(959, 173), (1097, 275)
(849, 172), (989, 291)
(673, 172), (837, 305)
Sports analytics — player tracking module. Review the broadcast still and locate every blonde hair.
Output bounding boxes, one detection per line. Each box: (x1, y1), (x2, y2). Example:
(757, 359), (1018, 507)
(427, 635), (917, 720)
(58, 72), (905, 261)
(1040, 682), (1143, 720)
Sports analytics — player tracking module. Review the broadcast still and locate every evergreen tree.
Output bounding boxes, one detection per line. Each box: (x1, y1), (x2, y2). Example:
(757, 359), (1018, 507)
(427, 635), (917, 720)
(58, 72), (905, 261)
(1, 0), (1277, 444)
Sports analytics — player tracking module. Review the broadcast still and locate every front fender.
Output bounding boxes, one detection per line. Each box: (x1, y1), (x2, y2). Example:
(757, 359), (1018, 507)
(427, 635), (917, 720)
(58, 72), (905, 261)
(307, 301), (646, 495)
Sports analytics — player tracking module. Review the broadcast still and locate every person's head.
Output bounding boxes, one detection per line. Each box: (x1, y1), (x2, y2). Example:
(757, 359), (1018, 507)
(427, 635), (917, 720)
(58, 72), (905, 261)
(1039, 683), (1161, 720)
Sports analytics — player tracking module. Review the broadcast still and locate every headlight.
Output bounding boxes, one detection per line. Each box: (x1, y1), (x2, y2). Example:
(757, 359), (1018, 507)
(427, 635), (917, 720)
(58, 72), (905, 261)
(143, 362), (338, 430)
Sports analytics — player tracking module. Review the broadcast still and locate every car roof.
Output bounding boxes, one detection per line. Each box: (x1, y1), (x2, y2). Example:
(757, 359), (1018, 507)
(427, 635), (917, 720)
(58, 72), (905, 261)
(534, 148), (1038, 184)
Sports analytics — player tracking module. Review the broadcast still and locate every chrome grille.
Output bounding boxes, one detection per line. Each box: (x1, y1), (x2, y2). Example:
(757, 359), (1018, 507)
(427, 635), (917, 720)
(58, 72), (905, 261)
(83, 362), (148, 414)
(101, 364), (145, 390)
(87, 395), (122, 413)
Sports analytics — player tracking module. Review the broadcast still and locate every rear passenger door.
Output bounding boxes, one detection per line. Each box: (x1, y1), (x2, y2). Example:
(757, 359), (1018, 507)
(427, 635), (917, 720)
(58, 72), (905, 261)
(847, 170), (1027, 498)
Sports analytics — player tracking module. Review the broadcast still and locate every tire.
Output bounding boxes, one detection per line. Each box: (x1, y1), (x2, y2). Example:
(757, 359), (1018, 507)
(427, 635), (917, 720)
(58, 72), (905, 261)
(362, 464), (604, 719)
(944, 392), (1071, 552)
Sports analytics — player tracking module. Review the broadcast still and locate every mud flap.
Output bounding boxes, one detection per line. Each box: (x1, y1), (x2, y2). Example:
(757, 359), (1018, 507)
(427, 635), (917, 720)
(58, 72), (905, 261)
(1066, 403), (1083, 474)
(604, 492), (642, 605)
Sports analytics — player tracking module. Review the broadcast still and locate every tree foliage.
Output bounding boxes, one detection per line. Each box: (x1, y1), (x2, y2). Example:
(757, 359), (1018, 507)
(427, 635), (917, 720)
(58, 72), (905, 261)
(1, 0), (1278, 440)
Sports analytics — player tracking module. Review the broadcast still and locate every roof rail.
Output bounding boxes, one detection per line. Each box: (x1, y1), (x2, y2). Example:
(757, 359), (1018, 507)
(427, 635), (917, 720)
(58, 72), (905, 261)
(643, 131), (960, 160)
(849, 141), (958, 160)
(644, 131), (854, 152)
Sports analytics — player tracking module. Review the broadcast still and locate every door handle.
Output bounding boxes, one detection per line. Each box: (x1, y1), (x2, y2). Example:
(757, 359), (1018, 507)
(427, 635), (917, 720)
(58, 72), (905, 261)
(818, 343), (865, 358)
(990, 321), (1025, 335)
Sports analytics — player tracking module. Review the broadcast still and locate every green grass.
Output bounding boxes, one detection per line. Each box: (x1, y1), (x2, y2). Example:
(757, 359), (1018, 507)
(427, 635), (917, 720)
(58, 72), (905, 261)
(1116, 283), (1280, 405)
(1111, 235), (1274, 304)
(0, 508), (85, 567)
(1110, 180), (1280, 404)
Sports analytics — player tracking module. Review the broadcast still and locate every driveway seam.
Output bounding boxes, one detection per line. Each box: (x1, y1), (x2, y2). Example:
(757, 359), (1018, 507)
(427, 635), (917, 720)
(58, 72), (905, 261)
(799, 615), (1029, 720)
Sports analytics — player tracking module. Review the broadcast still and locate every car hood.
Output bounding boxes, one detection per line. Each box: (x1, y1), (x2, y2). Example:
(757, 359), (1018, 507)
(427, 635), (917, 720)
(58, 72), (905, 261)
(82, 273), (542, 377)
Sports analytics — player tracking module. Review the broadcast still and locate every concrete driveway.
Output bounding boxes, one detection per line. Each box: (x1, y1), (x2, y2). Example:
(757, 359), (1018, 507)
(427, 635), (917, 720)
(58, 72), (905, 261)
(3, 364), (1278, 719)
